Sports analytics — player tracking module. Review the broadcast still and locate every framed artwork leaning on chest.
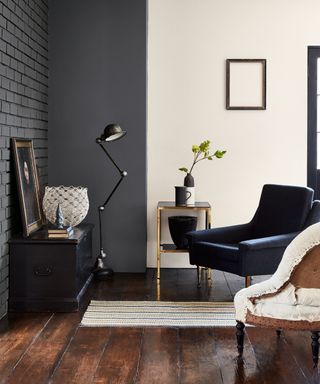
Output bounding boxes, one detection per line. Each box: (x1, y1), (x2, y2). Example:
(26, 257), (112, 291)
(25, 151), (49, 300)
(11, 138), (43, 237)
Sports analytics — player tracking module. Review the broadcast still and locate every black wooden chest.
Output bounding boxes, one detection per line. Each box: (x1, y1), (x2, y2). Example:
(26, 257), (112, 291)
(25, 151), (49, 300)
(9, 223), (94, 312)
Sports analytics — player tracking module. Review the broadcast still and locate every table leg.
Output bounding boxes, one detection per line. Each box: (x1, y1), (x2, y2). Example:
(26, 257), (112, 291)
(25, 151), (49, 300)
(207, 268), (212, 287)
(206, 208), (212, 286)
(156, 280), (161, 301)
(157, 208), (161, 280)
(197, 265), (201, 288)
(206, 208), (212, 229)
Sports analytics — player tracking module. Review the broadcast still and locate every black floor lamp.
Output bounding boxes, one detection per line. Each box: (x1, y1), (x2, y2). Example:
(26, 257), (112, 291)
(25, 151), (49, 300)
(93, 123), (127, 280)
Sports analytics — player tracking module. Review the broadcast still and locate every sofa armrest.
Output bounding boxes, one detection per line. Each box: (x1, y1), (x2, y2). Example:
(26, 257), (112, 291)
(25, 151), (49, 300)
(186, 223), (252, 245)
(239, 232), (300, 251)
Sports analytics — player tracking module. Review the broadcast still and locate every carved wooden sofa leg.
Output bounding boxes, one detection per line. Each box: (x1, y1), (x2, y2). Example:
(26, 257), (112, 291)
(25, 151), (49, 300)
(311, 331), (320, 367)
(236, 321), (245, 356)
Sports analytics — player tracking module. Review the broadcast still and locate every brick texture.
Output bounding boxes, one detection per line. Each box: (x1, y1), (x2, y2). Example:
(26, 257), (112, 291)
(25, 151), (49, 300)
(0, 0), (48, 318)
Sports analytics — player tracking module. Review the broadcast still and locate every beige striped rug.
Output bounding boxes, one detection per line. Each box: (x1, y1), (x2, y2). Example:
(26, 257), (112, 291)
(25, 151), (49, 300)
(81, 301), (236, 327)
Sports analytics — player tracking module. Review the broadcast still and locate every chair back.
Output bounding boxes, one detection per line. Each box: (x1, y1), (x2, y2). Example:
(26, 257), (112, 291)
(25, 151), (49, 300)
(251, 184), (314, 238)
(302, 200), (320, 229)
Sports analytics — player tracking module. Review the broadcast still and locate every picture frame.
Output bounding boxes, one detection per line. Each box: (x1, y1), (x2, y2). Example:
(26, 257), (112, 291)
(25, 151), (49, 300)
(12, 138), (43, 236)
(226, 59), (267, 110)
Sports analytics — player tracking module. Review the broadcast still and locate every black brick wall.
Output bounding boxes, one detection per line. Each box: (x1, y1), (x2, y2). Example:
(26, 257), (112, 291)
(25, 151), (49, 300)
(0, 0), (48, 318)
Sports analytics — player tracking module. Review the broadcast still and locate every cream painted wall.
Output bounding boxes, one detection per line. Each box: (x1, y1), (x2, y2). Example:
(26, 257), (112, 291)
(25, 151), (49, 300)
(147, 0), (320, 268)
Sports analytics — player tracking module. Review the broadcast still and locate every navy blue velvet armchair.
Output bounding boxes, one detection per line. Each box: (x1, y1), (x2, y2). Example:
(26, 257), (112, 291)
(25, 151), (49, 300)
(187, 184), (320, 287)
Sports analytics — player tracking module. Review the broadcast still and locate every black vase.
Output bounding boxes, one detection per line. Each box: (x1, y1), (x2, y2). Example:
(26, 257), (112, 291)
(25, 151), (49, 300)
(168, 216), (197, 249)
(184, 173), (194, 187)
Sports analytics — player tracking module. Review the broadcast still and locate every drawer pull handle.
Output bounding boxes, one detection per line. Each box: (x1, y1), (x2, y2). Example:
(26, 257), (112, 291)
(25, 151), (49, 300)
(33, 266), (53, 276)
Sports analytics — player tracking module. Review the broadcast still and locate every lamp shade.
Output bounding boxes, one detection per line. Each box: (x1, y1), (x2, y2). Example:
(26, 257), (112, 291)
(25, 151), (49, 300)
(99, 123), (126, 142)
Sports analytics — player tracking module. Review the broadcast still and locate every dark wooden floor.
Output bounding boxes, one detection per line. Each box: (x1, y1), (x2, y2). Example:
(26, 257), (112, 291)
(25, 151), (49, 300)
(0, 268), (319, 384)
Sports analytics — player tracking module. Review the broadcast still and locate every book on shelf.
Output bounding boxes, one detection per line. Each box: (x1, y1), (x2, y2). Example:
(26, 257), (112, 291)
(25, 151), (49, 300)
(47, 232), (72, 239)
(47, 226), (74, 235)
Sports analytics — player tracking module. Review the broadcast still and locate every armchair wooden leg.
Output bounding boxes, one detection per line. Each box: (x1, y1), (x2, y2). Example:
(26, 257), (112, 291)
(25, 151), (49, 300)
(197, 266), (201, 288)
(311, 331), (320, 367)
(207, 268), (212, 287)
(236, 321), (245, 356)
(245, 276), (251, 287)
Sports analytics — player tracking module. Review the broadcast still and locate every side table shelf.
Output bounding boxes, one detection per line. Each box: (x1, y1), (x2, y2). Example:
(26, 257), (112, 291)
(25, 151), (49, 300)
(157, 201), (212, 280)
(161, 243), (189, 252)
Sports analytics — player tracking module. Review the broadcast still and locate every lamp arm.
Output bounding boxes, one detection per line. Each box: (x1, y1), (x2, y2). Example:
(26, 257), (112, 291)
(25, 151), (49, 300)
(98, 175), (126, 255)
(98, 142), (123, 174)
(98, 206), (104, 252)
(97, 142), (128, 208)
(100, 174), (126, 209)
(97, 142), (128, 256)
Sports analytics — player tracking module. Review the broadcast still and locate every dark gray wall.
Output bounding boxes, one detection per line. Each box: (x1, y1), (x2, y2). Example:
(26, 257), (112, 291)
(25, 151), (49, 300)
(0, 0), (48, 318)
(48, 0), (147, 272)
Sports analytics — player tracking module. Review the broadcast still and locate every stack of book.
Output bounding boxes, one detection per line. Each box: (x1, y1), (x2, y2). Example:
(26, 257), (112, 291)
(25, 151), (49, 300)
(47, 226), (74, 239)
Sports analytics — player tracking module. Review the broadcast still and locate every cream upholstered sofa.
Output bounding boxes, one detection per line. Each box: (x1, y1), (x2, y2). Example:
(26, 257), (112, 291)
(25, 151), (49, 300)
(234, 222), (320, 367)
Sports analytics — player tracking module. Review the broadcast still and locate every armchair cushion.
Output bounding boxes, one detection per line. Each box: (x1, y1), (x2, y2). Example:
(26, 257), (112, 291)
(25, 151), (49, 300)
(295, 288), (320, 307)
(247, 302), (320, 323)
(234, 222), (320, 328)
(189, 233), (300, 277)
(189, 242), (240, 275)
(187, 223), (252, 245)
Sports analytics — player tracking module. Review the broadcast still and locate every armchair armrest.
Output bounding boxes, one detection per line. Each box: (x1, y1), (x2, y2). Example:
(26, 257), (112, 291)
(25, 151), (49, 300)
(239, 232), (300, 251)
(186, 223), (252, 245)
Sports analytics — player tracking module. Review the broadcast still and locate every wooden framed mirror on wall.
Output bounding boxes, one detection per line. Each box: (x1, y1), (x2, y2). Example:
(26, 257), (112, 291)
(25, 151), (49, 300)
(226, 59), (267, 110)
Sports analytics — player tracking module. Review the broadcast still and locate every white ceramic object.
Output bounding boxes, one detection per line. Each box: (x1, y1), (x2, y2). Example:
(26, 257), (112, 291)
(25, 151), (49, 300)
(185, 187), (195, 206)
(43, 186), (89, 227)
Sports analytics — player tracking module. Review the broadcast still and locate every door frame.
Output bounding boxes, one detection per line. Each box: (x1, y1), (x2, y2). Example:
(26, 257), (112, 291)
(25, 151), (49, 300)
(307, 46), (320, 198)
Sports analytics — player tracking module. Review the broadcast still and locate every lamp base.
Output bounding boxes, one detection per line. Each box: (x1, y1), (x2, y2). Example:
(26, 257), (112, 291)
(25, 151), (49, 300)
(93, 255), (114, 280)
(94, 266), (114, 280)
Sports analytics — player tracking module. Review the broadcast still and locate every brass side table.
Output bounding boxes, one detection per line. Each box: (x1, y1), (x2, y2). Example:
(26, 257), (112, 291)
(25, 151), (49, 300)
(156, 201), (212, 283)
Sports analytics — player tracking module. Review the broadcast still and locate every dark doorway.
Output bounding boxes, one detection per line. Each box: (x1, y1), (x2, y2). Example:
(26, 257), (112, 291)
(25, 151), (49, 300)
(308, 46), (320, 199)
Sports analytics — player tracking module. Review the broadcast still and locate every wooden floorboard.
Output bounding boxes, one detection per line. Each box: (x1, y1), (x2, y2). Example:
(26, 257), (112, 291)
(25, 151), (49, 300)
(93, 328), (143, 384)
(50, 327), (110, 384)
(282, 330), (319, 383)
(0, 313), (52, 384)
(246, 327), (310, 384)
(135, 328), (179, 384)
(6, 313), (80, 384)
(0, 268), (314, 384)
(212, 327), (263, 384)
(179, 328), (223, 384)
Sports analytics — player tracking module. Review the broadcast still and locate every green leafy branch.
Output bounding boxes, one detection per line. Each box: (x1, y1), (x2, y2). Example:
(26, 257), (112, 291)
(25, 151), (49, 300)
(179, 140), (226, 174)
